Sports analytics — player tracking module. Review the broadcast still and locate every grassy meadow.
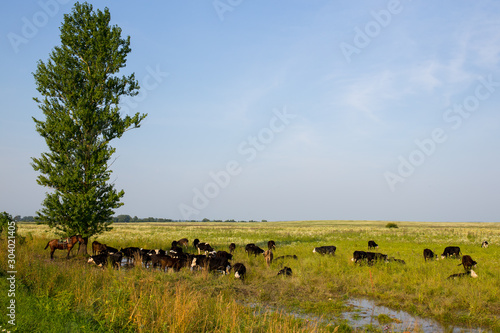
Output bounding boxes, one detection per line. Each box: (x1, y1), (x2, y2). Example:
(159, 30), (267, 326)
(1, 220), (500, 332)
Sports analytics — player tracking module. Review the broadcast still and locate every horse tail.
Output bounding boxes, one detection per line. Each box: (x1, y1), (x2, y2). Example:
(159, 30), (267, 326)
(44, 242), (50, 250)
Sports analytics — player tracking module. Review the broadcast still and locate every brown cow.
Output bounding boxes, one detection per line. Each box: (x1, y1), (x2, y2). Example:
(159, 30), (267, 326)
(458, 255), (477, 271)
(264, 249), (273, 267)
(92, 240), (107, 255)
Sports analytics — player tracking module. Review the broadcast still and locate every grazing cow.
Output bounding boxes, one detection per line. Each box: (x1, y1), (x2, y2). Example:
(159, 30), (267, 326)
(245, 244), (265, 256)
(423, 249), (437, 261)
(193, 238), (200, 248)
(92, 241), (107, 255)
(229, 243), (236, 254)
(245, 243), (255, 253)
(447, 270), (478, 279)
(368, 240), (378, 249)
(458, 255), (477, 271)
(191, 256), (231, 274)
(274, 255), (298, 261)
(351, 251), (367, 263)
(482, 241), (489, 248)
(365, 252), (388, 264)
(233, 263), (247, 280)
(268, 240), (276, 250)
(177, 238), (189, 248)
(313, 246), (336, 255)
(441, 246), (461, 259)
(215, 250), (233, 260)
(277, 267), (292, 276)
(196, 242), (214, 255)
(263, 249), (273, 267)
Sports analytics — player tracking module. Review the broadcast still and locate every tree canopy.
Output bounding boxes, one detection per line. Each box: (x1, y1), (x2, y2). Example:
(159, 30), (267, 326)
(31, 2), (147, 245)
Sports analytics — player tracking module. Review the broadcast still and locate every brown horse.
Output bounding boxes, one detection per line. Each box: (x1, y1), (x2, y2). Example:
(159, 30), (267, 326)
(44, 235), (84, 260)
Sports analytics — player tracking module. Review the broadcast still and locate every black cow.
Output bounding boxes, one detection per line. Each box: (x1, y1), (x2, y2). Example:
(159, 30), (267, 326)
(423, 249), (437, 261)
(458, 255), (477, 271)
(481, 241), (489, 248)
(104, 246), (119, 254)
(365, 252), (388, 264)
(233, 263), (246, 280)
(191, 256), (231, 274)
(447, 270), (478, 279)
(245, 244), (265, 256)
(268, 240), (276, 250)
(313, 246), (336, 255)
(88, 253), (107, 267)
(120, 247), (140, 264)
(229, 243), (236, 254)
(441, 246), (461, 259)
(169, 244), (184, 258)
(351, 251), (367, 263)
(196, 242), (214, 255)
(215, 250), (233, 260)
(277, 267), (292, 276)
(193, 238), (200, 248)
(368, 240), (378, 249)
(88, 252), (122, 269)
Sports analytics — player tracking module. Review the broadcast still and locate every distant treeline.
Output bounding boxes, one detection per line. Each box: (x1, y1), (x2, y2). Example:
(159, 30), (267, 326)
(14, 215), (267, 223)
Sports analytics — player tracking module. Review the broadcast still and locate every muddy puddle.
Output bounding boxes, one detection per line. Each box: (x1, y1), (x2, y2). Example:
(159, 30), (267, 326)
(246, 299), (487, 332)
(344, 298), (486, 332)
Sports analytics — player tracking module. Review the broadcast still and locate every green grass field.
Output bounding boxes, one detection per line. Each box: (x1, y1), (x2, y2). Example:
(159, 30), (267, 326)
(1, 220), (499, 332)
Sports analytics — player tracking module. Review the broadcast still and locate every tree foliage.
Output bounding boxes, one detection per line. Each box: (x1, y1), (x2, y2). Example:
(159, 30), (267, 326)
(0, 212), (13, 236)
(31, 2), (146, 240)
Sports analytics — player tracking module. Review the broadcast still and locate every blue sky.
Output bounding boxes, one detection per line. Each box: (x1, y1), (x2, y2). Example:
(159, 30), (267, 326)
(1, 0), (499, 222)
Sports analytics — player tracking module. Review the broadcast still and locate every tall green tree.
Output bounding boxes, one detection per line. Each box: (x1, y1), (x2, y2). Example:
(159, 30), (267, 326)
(31, 2), (146, 254)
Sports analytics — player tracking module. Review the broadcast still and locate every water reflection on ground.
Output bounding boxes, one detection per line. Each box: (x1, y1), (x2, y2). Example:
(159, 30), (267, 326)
(345, 298), (485, 332)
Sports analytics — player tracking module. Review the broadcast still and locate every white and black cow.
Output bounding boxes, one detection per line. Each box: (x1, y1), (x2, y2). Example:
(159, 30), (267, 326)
(313, 246), (336, 255)
(233, 263), (247, 280)
(196, 242), (214, 255)
(481, 241), (489, 248)
(88, 252), (122, 269)
(191, 256), (231, 275)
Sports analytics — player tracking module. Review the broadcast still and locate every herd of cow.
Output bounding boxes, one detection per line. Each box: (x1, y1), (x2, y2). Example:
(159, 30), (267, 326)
(54, 236), (489, 281)
(86, 239), (284, 280)
(350, 240), (485, 279)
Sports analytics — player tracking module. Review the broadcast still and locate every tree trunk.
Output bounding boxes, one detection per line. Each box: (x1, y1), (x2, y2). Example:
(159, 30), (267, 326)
(78, 236), (89, 256)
